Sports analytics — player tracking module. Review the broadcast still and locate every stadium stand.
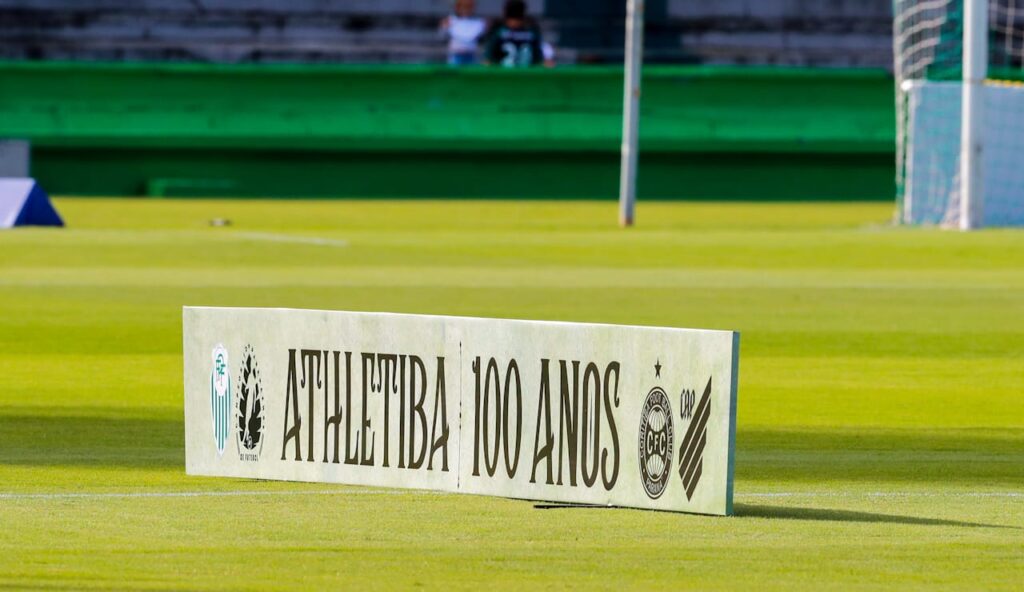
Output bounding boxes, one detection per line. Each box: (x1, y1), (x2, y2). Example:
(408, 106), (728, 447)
(0, 1), (898, 202)
(0, 0), (892, 67)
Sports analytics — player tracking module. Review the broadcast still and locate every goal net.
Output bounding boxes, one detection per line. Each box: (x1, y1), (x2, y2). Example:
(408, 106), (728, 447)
(895, 0), (1024, 228)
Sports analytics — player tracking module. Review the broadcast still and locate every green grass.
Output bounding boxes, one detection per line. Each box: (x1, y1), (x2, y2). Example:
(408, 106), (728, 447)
(0, 199), (1021, 590)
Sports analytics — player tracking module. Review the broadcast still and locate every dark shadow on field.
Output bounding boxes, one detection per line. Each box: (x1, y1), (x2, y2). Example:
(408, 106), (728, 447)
(737, 427), (1024, 487)
(534, 502), (1018, 529)
(734, 503), (1018, 529)
(0, 410), (181, 468)
(1, 413), (1021, 488)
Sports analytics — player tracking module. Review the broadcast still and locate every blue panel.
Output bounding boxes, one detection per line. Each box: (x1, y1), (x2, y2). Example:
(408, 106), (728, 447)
(0, 178), (63, 228)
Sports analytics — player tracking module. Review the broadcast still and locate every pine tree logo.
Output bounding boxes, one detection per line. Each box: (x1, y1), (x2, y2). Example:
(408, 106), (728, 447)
(235, 344), (265, 461)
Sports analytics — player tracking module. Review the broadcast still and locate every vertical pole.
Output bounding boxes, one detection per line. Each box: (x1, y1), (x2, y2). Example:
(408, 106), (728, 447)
(960, 0), (988, 230)
(619, 0), (644, 227)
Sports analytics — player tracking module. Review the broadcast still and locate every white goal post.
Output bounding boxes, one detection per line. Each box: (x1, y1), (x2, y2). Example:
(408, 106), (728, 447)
(896, 0), (1024, 229)
(961, 0), (988, 229)
(619, 0), (643, 228)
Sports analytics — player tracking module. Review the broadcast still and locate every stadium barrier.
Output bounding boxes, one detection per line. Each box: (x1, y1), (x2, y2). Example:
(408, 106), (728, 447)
(183, 307), (739, 516)
(0, 61), (895, 201)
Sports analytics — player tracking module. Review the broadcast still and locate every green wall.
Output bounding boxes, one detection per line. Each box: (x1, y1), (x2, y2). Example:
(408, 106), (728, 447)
(0, 62), (896, 200)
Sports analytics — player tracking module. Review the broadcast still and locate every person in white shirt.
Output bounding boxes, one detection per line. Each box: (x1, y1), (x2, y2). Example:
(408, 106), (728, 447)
(440, 0), (487, 66)
(542, 41), (555, 67)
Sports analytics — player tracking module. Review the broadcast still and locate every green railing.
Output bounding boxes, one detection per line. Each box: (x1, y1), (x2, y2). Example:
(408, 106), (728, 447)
(0, 61), (896, 200)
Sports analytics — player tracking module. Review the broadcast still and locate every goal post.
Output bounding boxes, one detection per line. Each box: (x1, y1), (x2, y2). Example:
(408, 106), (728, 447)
(961, 0), (987, 230)
(895, 0), (1024, 229)
(619, 0), (643, 228)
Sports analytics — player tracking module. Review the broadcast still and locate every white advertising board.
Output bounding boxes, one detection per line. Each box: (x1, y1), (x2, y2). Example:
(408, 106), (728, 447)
(184, 307), (739, 515)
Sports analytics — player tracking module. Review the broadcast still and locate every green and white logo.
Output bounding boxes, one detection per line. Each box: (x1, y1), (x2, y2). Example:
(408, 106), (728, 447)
(210, 344), (231, 457)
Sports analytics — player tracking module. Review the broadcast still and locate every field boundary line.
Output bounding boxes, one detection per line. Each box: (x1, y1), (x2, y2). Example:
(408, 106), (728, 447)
(0, 490), (1020, 501)
(0, 489), (441, 500)
(234, 231), (349, 248)
(739, 492), (1023, 498)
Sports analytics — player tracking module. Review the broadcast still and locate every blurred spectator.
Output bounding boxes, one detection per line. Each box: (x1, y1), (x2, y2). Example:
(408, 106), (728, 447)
(483, 0), (545, 67)
(440, 0), (487, 66)
(542, 42), (556, 68)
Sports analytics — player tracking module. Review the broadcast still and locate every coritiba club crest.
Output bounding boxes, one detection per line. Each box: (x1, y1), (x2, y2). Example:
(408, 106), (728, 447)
(210, 344), (231, 456)
(638, 380), (674, 500)
(235, 344), (265, 461)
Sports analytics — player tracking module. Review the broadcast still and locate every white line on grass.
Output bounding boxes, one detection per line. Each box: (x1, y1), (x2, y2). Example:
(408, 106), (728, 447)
(739, 492), (1023, 499)
(234, 231), (349, 248)
(0, 489), (441, 501)
(0, 490), (1019, 501)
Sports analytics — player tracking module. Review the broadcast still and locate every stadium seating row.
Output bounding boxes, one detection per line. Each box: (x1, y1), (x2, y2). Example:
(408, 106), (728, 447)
(0, 0), (891, 66)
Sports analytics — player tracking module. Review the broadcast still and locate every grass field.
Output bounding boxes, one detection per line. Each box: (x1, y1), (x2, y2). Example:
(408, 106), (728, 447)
(0, 198), (1021, 590)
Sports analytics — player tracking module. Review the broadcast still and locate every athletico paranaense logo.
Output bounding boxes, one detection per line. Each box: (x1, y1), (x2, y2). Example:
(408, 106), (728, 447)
(678, 377), (712, 500)
(235, 344), (265, 461)
(210, 344), (231, 456)
(638, 372), (674, 499)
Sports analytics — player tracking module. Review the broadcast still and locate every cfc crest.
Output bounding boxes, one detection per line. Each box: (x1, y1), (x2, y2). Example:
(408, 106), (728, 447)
(638, 386), (674, 499)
